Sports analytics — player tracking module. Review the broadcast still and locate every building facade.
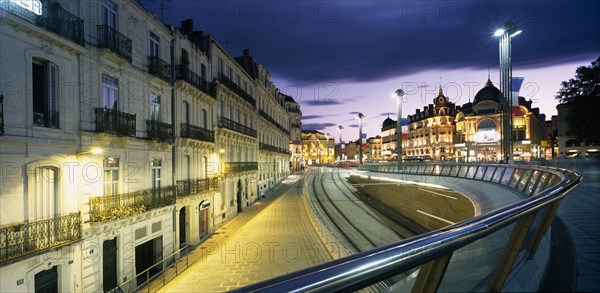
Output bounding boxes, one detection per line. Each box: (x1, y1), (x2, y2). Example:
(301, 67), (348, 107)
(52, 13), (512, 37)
(301, 131), (334, 165)
(284, 94), (302, 171)
(0, 1), (296, 292)
(554, 102), (599, 158)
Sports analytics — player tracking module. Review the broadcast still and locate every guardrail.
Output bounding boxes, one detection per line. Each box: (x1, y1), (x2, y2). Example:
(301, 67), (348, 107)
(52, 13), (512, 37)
(238, 162), (581, 292)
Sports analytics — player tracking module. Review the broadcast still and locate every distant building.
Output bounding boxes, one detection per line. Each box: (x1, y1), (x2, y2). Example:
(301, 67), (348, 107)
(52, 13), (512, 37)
(366, 136), (383, 161)
(301, 131), (334, 165)
(284, 94), (303, 170)
(555, 102), (599, 158)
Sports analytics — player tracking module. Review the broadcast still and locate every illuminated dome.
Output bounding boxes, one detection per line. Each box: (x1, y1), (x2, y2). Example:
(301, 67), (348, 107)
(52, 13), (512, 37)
(473, 79), (502, 105)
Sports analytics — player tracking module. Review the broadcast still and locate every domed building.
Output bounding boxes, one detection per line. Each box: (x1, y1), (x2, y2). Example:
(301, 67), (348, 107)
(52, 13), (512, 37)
(454, 78), (549, 162)
(380, 116), (409, 160)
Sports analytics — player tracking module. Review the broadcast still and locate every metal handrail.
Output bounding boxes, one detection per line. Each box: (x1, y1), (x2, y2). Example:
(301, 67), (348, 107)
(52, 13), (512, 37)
(237, 163), (581, 292)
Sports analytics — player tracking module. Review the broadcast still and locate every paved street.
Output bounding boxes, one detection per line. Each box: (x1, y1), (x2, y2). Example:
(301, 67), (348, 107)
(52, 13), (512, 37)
(159, 174), (332, 292)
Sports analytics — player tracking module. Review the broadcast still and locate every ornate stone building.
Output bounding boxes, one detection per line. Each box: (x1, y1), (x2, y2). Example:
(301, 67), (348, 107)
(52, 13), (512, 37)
(284, 94), (303, 170)
(301, 130), (334, 165)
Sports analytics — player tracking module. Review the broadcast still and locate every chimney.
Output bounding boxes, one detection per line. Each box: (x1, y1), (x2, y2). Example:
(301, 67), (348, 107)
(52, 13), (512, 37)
(243, 48), (250, 56)
(181, 19), (193, 34)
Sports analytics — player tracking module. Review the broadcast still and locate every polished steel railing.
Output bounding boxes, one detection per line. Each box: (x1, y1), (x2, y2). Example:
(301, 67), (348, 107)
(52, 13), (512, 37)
(239, 162), (581, 292)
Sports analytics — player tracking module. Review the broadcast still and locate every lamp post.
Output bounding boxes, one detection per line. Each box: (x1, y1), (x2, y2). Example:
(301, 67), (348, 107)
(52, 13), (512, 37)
(338, 125), (343, 160)
(394, 89), (406, 164)
(316, 138), (320, 165)
(357, 113), (365, 164)
(495, 20), (521, 164)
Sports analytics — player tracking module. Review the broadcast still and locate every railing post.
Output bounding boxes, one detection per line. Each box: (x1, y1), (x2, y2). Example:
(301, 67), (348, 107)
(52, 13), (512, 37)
(527, 200), (562, 259)
(487, 213), (537, 292)
(412, 253), (453, 293)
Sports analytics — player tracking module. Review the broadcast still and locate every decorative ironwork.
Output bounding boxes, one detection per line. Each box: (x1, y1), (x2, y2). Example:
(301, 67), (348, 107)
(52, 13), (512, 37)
(89, 186), (176, 223)
(218, 73), (255, 106)
(180, 123), (214, 143)
(176, 177), (219, 197)
(223, 162), (258, 173)
(1, 1), (84, 46)
(0, 213), (81, 264)
(177, 65), (213, 97)
(97, 25), (132, 62)
(147, 120), (173, 143)
(218, 116), (257, 138)
(259, 143), (290, 154)
(33, 108), (59, 128)
(259, 109), (290, 135)
(148, 56), (171, 82)
(95, 108), (136, 137)
(0, 95), (3, 136)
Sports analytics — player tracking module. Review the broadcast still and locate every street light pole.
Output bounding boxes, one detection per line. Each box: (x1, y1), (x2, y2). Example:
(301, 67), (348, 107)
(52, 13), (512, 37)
(394, 89), (406, 164)
(326, 133), (330, 164)
(357, 113), (365, 164)
(495, 20), (521, 164)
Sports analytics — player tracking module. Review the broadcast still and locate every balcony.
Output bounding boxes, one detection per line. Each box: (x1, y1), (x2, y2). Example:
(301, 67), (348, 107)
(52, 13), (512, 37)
(97, 25), (132, 62)
(95, 108), (136, 137)
(218, 73), (255, 106)
(89, 187), (176, 223)
(223, 162), (258, 174)
(176, 177), (219, 197)
(148, 56), (171, 83)
(0, 213), (81, 264)
(177, 65), (213, 97)
(0, 95), (3, 135)
(259, 143), (291, 154)
(1, 1), (84, 46)
(33, 108), (59, 128)
(218, 116), (257, 138)
(180, 123), (214, 143)
(258, 110), (290, 135)
(147, 120), (173, 143)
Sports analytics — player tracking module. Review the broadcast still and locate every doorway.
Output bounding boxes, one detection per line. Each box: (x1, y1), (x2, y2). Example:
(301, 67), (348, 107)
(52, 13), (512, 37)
(103, 238), (118, 292)
(34, 266), (58, 293)
(199, 202), (209, 238)
(236, 180), (243, 213)
(179, 207), (186, 249)
(135, 236), (163, 285)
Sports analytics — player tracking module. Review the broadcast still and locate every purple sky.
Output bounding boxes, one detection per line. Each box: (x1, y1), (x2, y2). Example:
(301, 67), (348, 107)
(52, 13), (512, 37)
(143, 0), (599, 141)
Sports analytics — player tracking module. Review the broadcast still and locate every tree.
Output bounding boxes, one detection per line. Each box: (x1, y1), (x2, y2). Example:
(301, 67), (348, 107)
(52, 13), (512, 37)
(555, 56), (600, 145)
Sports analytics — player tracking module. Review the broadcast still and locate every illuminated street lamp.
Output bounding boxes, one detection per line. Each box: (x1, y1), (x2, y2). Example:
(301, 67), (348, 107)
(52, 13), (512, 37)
(495, 20), (521, 163)
(394, 89), (406, 164)
(338, 125), (344, 160)
(356, 113), (365, 164)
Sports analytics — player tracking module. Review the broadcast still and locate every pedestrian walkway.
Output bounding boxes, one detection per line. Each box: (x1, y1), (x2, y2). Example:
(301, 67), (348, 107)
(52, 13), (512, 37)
(159, 173), (333, 292)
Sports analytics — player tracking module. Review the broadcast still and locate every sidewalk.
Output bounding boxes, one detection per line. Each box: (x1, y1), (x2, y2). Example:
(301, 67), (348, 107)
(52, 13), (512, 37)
(159, 173), (333, 292)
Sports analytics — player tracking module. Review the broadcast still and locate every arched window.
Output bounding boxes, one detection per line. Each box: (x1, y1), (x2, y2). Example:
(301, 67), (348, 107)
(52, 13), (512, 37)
(478, 119), (496, 130)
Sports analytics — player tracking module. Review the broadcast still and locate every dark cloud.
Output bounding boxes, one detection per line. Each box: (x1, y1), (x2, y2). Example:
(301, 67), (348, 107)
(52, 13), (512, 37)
(379, 112), (394, 117)
(149, 1), (599, 84)
(302, 122), (337, 131)
(348, 111), (361, 115)
(301, 99), (343, 106)
(302, 115), (326, 120)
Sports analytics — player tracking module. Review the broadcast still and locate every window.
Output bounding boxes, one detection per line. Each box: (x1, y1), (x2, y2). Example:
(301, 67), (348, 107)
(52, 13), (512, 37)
(182, 101), (189, 124)
(228, 67), (233, 79)
(201, 64), (206, 81)
(29, 166), (59, 220)
(218, 100), (223, 117)
(182, 155), (189, 180)
(150, 94), (160, 120)
(218, 58), (223, 75)
(102, 75), (118, 109)
(236, 74), (240, 86)
(100, 0), (117, 28)
(202, 109), (207, 128)
(32, 59), (59, 128)
(152, 159), (161, 190)
(103, 158), (119, 196)
(149, 32), (160, 57)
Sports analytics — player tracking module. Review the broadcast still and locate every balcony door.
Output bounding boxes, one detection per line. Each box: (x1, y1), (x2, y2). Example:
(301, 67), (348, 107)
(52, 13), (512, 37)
(102, 75), (118, 110)
(100, 0), (117, 29)
(29, 166), (59, 221)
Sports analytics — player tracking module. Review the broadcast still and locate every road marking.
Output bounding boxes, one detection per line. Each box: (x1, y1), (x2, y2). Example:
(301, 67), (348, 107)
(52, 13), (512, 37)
(418, 188), (457, 200)
(417, 210), (456, 225)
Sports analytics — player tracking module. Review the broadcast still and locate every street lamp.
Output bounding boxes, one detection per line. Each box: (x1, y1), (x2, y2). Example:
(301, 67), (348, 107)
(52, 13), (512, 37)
(394, 89), (406, 164)
(495, 20), (521, 164)
(356, 113), (365, 164)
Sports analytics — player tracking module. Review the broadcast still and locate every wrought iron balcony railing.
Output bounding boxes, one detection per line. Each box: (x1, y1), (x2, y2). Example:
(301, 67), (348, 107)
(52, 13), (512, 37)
(223, 162), (258, 174)
(218, 73), (255, 106)
(89, 186), (176, 223)
(0, 213), (81, 264)
(97, 25), (132, 62)
(148, 56), (171, 82)
(0, 95), (4, 136)
(177, 65), (213, 97)
(180, 123), (214, 143)
(147, 120), (173, 143)
(176, 177), (219, 197)
(95, 108), (136, 137)
(258, 109), (290, 135)
(33, 108), (59, 128)
(259, 143), (291, 154)
(1, 1), (84, 46)
(218, 116), (257, 138)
